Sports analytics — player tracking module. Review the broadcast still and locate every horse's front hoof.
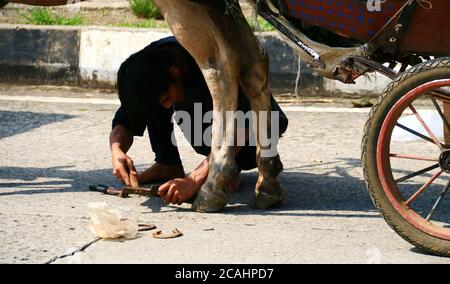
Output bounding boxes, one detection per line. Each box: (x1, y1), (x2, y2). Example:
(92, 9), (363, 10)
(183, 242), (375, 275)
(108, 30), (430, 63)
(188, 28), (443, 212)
(192, 183), (229, 213)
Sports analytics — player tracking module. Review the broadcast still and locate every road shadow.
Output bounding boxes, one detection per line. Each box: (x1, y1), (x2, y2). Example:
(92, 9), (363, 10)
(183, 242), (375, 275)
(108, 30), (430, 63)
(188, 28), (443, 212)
(141, 157), (381, 217)
(0, 110), (75, 140)
(2, 158), (445, 221)
(0, 158), (376, 217)
(0, 165), (117, 196)
(226, 157), (378, 217)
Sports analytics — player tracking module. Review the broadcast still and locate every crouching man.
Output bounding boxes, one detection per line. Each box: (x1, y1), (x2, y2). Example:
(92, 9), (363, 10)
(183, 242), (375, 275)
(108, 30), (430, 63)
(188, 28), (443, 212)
(110, 36), (288, 205)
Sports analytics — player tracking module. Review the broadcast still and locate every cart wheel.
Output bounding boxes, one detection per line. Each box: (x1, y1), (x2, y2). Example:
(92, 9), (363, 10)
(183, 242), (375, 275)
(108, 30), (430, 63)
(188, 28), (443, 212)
(362, 57), (450, 256)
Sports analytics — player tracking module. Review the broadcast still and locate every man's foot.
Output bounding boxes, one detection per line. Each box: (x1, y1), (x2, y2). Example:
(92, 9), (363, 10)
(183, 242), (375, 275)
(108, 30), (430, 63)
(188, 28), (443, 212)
(138, 163), (185, 184)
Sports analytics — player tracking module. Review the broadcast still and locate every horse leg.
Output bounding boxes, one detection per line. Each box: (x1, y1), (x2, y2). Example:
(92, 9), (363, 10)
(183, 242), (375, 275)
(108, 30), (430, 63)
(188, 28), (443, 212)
(154, 0), (241, 212)
(237, 21), (285, 209)
(192, 63), (240, 212)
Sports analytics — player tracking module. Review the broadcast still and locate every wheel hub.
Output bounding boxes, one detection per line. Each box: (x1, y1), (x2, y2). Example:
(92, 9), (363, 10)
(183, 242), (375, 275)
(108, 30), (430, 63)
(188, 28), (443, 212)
(439, 150), (450, 173)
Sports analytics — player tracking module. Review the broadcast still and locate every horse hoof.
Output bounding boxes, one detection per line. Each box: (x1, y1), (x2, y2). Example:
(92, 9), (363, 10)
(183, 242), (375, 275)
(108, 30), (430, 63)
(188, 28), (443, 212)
(192, 186), (229, 213)
(252, 180), (285, 209)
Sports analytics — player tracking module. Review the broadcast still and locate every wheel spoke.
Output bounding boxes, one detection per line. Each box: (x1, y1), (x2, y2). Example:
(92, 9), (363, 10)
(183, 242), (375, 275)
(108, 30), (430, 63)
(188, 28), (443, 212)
(405, 170), (443, 206)
(429, 95), (450, 136)
(395, 163), (440, 183)
(409, 104), (444, 150)
(396, 123), (438, 145)
(390, 153), (438, 162)
(426, 180), (450, 221)
(430, 89), (450, 103)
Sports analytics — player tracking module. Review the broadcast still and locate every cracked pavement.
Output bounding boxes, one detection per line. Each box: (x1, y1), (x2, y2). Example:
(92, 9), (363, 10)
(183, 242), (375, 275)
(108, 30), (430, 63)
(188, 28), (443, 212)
(0, 85), (449, 264)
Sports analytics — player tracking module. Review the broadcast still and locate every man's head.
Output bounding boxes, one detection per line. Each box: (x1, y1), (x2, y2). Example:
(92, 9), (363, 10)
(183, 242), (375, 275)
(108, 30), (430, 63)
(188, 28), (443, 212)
(117, 46), (184, 126)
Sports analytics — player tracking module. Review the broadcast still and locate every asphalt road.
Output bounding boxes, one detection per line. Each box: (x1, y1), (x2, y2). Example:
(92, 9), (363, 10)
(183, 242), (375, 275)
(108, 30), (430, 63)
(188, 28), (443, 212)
(0, 85), (449, 264)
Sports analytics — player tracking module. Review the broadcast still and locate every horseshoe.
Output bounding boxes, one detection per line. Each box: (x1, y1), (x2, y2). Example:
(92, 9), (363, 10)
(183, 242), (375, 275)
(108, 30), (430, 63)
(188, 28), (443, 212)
(138, 223), (157, 232)
(152, 228), (183, 239)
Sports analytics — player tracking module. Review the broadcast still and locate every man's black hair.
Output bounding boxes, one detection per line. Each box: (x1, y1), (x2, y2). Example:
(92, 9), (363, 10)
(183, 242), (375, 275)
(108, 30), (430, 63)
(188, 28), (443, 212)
(117, 45), (176, 127)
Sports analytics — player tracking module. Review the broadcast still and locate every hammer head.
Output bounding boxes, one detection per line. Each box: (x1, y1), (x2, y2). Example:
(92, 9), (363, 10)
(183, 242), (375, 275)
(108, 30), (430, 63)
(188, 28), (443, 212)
(119, 187), (131, 198)
(121, 185), (160, 198)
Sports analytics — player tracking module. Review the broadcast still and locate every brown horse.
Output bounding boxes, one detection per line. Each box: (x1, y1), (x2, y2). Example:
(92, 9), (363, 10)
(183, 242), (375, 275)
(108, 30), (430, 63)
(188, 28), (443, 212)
(7, 0), (285, 212)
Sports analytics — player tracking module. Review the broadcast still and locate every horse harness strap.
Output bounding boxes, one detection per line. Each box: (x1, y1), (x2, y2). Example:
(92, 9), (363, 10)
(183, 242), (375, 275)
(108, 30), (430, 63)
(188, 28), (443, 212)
(383, 0), (420, 55)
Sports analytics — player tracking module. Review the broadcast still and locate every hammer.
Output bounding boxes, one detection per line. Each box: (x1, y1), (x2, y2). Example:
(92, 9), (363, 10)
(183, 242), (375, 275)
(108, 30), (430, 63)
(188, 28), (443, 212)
(89, 184), (160, 198)
(88, 184), (196, 204)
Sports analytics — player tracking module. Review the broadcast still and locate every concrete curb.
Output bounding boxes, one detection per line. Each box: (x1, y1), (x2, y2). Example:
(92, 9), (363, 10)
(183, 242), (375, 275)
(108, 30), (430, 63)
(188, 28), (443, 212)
(0, 24), (390, 96)
(0, 25), (80, 86)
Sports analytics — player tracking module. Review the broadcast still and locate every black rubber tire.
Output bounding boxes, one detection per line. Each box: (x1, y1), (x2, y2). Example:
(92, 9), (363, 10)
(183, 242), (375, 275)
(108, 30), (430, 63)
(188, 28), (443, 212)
(362, 57), (450, 256)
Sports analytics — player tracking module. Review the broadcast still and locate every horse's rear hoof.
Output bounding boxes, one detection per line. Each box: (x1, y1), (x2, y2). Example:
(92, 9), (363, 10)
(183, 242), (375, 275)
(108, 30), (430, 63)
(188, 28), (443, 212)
(252, 192), (284, 209)
(252, 180), (285, 209)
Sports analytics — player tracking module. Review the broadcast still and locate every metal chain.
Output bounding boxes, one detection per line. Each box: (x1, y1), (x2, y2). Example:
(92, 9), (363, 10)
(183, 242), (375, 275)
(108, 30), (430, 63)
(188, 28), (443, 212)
(416, 0), (432, 9)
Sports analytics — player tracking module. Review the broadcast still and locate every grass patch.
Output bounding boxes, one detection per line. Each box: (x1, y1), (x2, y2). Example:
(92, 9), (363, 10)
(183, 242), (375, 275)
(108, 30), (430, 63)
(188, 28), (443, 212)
(114, 19), (168, 29)
(246, 16), (275, 32)
(16, 5), (273, 31)
(129, 0), (162, 19)
(21, 8), (84, 26)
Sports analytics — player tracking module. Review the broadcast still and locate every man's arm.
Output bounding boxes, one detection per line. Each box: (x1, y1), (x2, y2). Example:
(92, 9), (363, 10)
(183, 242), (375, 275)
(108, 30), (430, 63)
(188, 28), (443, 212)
(110, 122), (185, 185)
(110, 124), (133, 153)
(189, 157), (209, 189)
(110, 125), (137, 187)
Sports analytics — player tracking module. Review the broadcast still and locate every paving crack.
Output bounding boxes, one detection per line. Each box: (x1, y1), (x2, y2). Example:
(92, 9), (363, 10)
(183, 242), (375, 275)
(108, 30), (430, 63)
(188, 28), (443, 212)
(44, 237), (101, 264)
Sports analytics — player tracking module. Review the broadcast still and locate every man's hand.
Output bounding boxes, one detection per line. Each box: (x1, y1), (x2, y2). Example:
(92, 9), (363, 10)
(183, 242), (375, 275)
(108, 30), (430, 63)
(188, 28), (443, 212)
(158, 157), (210, 205)
(110, 125), (136, 186)
(158, 177), (199, 205)
(111, 148), (138, 187)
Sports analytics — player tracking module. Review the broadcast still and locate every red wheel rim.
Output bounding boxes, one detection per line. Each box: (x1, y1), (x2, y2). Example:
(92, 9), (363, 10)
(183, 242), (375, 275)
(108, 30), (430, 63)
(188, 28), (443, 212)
(377, 79), (450, 240)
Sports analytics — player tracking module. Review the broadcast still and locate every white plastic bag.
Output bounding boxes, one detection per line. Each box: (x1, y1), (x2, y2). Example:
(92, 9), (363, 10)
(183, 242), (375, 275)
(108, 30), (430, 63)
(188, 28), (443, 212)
(87, 202), (138, 239)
